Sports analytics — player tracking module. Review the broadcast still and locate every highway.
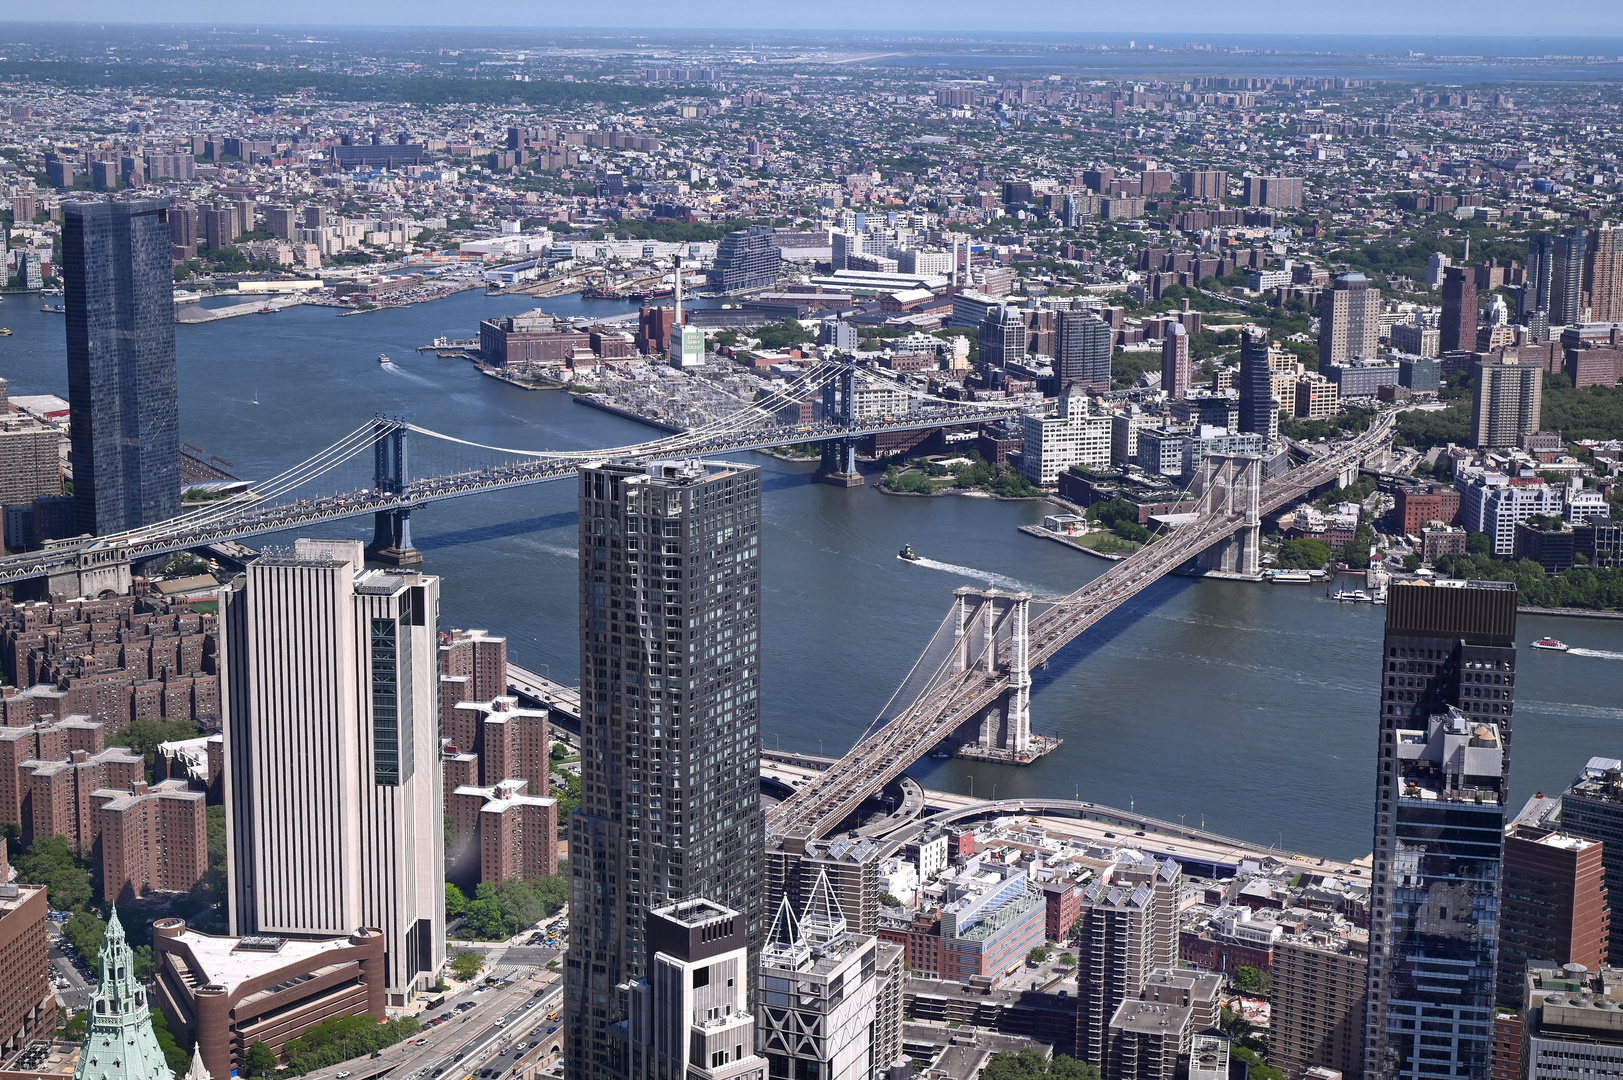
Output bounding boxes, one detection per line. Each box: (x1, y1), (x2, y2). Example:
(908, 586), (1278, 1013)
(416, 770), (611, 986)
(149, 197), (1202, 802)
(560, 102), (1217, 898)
(766, 411), (1397, 842)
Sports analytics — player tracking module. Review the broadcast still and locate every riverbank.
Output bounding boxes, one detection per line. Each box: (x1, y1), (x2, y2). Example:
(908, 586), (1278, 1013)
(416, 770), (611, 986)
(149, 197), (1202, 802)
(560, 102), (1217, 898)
(1018, 523), (1134, 561)
(1520, 605), (1623, 621)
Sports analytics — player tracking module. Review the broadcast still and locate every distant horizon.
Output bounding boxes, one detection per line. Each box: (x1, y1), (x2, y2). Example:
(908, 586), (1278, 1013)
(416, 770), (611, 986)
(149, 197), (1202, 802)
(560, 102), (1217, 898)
(2, 6), (1622, 39)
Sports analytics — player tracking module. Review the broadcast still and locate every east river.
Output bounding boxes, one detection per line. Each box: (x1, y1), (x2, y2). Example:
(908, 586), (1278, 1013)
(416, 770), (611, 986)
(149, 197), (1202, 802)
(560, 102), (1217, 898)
(4, 286), (1622, 860)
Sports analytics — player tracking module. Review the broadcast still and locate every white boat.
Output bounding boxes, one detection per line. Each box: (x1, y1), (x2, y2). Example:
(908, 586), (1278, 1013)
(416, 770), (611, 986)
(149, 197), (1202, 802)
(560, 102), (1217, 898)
(1332, 589), (1373, 603)
(1532, 638), (1569, 652)
(1269, 570), (1314, 583)
(378, 353), (393, 365)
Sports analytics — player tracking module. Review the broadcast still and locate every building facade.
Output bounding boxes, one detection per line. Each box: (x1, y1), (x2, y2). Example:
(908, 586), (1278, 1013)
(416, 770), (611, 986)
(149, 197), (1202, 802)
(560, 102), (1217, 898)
(1019, 389), (1112, 486)
(1320, 273), (1382, 367)
(1074, 859), (1181, 1072)
(1365, 582), (1518, 1080)
(1441, 268), (1479, 355)
(220, 539), (445, 1004)
(63, 198), (180, 536)
(707, 226), (782, 294)
(1055, 311), (1113, 394)
(1161, 324), (1191, 400)
(1272, 934), (1367, 1080)
(1236, 329), (1279, 441)
(1496, 825), (1608, 1009)
(566, 461), (766, 1080)
(1471, 360), (1543, 449)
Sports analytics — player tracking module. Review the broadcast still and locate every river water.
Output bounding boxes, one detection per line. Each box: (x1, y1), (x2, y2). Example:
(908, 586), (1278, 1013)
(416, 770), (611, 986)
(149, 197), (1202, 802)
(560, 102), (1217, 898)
(4, 287), (1622, 861)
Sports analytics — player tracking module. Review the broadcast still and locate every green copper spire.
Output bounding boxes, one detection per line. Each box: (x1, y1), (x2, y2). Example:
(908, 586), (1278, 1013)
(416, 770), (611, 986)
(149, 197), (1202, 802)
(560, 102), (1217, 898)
(73, 908), (172, 1080)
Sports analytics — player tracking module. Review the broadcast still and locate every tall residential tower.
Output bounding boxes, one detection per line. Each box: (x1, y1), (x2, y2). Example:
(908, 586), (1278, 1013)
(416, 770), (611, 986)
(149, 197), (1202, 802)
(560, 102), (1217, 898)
(566, 461), (766, 1080)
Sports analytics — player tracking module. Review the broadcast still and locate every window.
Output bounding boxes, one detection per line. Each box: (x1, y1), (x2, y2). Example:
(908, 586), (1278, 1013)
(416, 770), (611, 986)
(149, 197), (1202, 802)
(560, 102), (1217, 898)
(371, 618), (401, 785)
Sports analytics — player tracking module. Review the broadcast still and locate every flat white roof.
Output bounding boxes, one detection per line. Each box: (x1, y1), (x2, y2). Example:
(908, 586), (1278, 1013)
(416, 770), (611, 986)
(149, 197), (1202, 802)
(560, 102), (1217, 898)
(171, 929), (365, 997)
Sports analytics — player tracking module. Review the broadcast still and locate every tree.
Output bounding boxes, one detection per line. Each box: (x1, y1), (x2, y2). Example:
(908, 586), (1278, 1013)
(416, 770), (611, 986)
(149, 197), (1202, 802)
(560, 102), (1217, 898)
(1403, 553), (1423, 572)
(1232, 965), (1273, 998)
(1466, 531), (1493, 556)
(113, 717), (201, 782)
(449, 951), (484, 982)
(1275, 537), (1331, 570)
(1027, 945), (1053, 965)
(445, 883), (467, 918)
(15, 835), (92, 912)
(62, 910), (107, 972)
(245, 1041), (278, 1079)
(1057, 952), (1076, 968)
(981, 1050), (1099, 1080)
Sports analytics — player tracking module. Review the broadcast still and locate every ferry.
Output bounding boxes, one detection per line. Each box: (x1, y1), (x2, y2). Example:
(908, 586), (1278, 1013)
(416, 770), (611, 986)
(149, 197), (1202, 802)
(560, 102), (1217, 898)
(0, 328), (11, 336)
(1269, 570), (1314, 583)
(1532, 638), (1570, 652)
(1332, 589), (1373, 603)
(899, 544), (921, 562)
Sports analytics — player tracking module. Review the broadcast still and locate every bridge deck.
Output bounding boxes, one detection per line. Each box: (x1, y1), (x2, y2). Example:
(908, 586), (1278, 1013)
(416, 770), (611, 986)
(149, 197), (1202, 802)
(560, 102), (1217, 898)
(766, 413), (1395, 841)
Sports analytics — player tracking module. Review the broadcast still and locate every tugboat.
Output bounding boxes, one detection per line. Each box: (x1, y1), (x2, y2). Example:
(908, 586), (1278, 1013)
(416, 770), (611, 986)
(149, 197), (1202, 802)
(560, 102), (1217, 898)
(1532, 637), (1570, 652)
(899, 544), (921, 562)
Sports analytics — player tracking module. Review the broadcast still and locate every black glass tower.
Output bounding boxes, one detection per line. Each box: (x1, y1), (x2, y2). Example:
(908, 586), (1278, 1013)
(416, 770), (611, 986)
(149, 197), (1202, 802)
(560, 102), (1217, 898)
(1365, 581), (1518, 1080)
(566, 460), (765, 1080)
(63, 198), (179, 536)
(1055, 310), (1113, 394)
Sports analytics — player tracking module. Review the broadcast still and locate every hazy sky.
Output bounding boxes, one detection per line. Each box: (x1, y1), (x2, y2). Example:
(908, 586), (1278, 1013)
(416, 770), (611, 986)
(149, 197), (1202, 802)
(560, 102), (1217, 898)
(10, 0), (1623, 36)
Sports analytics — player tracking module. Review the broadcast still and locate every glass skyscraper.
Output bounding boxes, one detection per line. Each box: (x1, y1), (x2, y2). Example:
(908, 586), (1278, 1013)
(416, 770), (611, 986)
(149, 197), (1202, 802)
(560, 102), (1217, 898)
(1365, 581), (1518, 1080)
(566, 460), (765, 1080)
(1055, 310), (1113, 394)
(63, 198), (179, 536)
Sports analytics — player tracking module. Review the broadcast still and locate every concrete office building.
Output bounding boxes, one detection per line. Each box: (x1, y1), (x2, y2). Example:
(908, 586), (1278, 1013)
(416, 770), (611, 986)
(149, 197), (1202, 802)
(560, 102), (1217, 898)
(63, 198), (179, 536)
(1496, 825), (1608, 1008)
(1365, 582), (1518, 1080)
(566, 461), (765, 1080)
(1325, 359), (1400, 400)
(1557, 761), (1623, 964)
(220, 539), (444, 1004)
(1390, 322), (1441, 359)
(1055, 311), (1113, 394)
(1471, 360), (1543, 448)
(1295, 373), (1340, 420)
(758, 876), (887, 1080)
(1441, 268), (1480, 355)
(0, 378), (61, 514)
(1019, 388), (1112, 486)
(1161, 323), (1192, 400)
(1319, 273), (1382, 368)
(1074, 859), (1181, 1072)
(0, 879), (51, 1059)
(1520, 965), (1623, 1080)
(151, 920), (387, 1080)
(1272, 933), (1368, 1080)
(627, 898), (767, 1080)
(1236, 329), (1279, 441)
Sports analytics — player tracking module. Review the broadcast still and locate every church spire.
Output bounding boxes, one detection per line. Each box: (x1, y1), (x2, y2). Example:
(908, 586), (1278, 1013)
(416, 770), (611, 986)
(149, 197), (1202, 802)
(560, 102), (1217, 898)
(73, 907), (172, 1080)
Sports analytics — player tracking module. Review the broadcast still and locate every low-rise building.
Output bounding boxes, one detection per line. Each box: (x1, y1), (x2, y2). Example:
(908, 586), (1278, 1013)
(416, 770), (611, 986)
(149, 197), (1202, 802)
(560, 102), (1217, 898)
(151, 921), (388, 1080)
(1456, 472), (1562, 556)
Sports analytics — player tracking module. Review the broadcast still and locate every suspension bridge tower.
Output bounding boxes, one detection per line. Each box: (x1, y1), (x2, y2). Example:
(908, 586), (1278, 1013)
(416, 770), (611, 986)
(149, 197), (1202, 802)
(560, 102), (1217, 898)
(947, 587), (1061, 766)
(1191, 453), (1264, 578)
(816, 353), (864, 488)
(367, 417), (423, 567)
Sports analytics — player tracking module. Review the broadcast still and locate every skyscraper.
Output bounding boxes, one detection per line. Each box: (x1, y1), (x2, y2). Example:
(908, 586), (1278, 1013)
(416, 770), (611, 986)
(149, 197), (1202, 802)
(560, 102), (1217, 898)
(566, 461), (765, 1080)
(1585, 223), (1623, 323)
(1055, 310), (1114, 394)
(63, 198), (179, 537)
(1365, 581), (1518, 1080)
(1161, 323), (1191, 400)
(1495, 825), (1608, 1008)
(1073, 859), (1181, 1071)
(1470, 359), (1543, 449)
(1440, 267), (1479, 354)
(978, 305), (1028, 372)
(1236, 328), (1280, 441)
(1522, 232), (1554, 320)
(1320, 272), (1383, 367)
(1556, 761), (1623, 964)
(627, 898), (767, 1080)
(1552, 227), (1588, 326)
(220, 539), (445, 1005)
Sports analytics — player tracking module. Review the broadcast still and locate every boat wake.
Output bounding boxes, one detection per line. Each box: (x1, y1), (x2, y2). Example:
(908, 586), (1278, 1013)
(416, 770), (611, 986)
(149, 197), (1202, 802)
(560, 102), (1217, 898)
(1568, 648), (1623, 661)
(903, 555), (1055, 598)
(383, 363), (438, 388)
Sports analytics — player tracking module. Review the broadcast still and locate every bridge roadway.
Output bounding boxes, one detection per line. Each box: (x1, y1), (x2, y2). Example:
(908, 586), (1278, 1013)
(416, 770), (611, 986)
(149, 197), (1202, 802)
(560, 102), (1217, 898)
(766, 411), (1397, 843)
(0, 406), (1017, 587)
